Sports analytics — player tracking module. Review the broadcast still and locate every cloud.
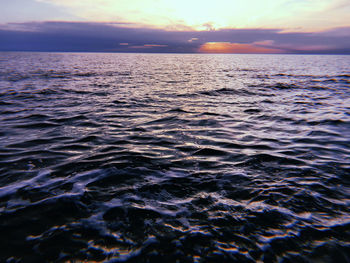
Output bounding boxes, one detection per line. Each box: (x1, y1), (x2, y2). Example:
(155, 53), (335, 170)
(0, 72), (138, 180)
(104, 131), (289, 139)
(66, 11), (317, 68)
(0, 21), (349, 54)
(143, 44), (168, 47)
(251, 39), (333, 53)
(253, 40), (275, 46)
(188, 38), (198, 43)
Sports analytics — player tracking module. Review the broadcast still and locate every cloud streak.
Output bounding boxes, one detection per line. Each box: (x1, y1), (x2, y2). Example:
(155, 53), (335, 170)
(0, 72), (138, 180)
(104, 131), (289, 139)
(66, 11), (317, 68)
(0, 21), (349, 54)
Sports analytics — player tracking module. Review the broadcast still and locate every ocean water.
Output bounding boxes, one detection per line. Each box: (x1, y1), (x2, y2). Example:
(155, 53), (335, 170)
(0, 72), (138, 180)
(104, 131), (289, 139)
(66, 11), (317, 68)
(0, 52), (349, 262)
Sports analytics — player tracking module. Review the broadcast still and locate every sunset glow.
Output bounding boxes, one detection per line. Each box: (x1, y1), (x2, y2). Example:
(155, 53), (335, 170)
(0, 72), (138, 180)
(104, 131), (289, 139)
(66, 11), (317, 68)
(199, 42), (283, 54)
(2, 0), (349, 32)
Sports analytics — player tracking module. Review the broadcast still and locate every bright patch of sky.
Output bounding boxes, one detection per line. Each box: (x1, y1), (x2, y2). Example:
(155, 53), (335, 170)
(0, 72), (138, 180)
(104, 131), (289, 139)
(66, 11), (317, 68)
(1, 0), (350, 31)
(0, 0), (78, 23)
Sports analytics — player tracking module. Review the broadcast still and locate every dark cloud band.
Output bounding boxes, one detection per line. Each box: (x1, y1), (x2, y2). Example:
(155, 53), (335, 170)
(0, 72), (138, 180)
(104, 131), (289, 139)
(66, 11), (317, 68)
(0, 22), (349, 54)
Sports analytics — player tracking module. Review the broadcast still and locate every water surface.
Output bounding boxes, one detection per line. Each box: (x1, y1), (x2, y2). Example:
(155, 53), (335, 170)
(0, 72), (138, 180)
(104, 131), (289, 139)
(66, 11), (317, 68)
(0, 53), (349, 262)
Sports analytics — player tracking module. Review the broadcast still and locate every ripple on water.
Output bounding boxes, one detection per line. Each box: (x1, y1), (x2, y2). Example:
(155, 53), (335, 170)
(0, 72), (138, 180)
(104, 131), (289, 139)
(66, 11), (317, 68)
(0, 53), (349, 262)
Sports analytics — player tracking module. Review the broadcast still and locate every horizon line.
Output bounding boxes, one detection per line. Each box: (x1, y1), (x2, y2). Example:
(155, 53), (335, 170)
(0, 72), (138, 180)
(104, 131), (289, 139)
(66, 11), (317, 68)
(1, 50), (350, 55)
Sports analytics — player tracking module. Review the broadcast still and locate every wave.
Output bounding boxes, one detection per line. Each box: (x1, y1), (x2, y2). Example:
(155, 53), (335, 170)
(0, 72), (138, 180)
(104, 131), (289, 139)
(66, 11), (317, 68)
(0, 53), (349, 262)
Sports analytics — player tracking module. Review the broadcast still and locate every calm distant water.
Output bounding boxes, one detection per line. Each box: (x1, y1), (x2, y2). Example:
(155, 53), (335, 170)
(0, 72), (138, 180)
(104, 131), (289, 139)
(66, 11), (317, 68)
(0, 52), (349, 262)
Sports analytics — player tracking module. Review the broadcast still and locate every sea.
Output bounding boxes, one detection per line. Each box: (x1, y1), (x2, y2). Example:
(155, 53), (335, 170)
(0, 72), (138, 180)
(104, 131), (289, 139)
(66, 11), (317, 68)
(0, 52), (349, 262)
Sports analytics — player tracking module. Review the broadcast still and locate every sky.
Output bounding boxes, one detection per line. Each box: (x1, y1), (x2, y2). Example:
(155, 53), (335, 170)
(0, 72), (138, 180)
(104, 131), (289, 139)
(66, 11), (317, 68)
(0, 0), (350, 53)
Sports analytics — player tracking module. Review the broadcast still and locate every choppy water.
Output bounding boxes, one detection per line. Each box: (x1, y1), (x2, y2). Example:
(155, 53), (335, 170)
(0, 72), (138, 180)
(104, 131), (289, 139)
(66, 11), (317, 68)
(0, 52), (350, 262)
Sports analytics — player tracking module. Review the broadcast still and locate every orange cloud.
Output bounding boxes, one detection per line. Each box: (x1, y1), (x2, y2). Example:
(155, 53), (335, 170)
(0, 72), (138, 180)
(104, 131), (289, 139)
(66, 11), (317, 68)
(199, 42), (283, 54)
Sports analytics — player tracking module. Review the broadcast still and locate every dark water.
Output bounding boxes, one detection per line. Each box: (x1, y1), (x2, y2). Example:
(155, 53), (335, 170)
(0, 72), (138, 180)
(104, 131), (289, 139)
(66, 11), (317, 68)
(0, 53), (350, 262)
